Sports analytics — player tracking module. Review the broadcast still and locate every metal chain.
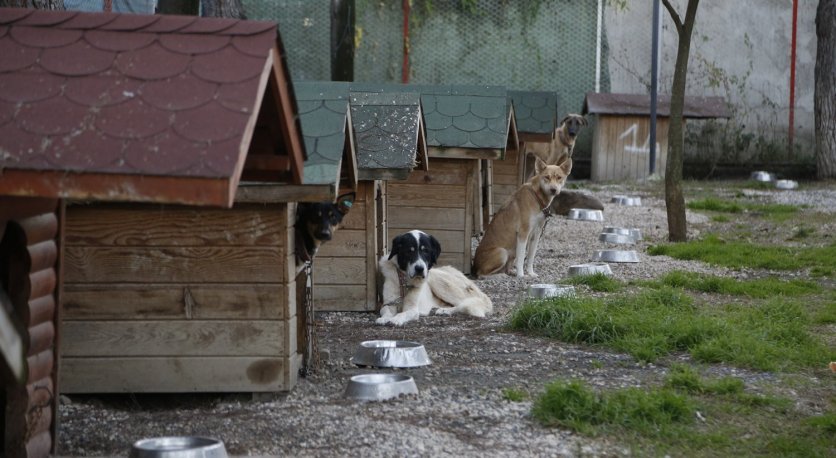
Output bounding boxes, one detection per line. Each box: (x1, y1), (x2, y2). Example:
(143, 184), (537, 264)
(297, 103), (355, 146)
(302, 260), (320, 376)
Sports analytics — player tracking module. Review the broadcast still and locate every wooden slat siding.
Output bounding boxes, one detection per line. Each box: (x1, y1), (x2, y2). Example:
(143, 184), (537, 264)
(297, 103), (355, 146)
(388, 207), (466, 231)
(64, 246), (283, 284)
(472, 160), (483, 235)
(335, 200), (368, 231)
(65, 205), (285, 247)
(483, 159), (494, 225)
(61, 354), (302, 393)
(61, 320), (294, 357)
(463, 162), (475, 274)
(62, 284), (288, 320)
(314, 285), (368, 311)
(437, 253), (465, 269)
(386, 184), (466, 208)
(397, 160), (469, 185)
(313, 257), (366, 285)
(591, 115), (672, 181)
(314, 229), (367, 257)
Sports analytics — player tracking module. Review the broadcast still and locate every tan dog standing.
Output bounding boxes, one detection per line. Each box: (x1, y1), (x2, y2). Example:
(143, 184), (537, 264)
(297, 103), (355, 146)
(473, 156), (572, 278)
(528, 113), (588, 164)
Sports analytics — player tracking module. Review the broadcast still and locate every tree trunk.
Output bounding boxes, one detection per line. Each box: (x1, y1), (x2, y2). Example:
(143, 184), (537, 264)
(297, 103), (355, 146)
(200, 0), (247, 19)
(663, 0), (700, 242)
(816, 0), (836, 179)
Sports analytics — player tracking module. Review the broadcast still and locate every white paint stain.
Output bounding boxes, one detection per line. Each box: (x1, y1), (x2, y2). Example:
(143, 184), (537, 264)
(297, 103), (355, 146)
(618, 123), (660, 155)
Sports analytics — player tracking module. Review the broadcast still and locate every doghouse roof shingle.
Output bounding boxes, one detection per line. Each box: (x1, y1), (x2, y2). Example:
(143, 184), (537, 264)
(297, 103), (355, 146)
(294, 81), (357, 189)
(0, 7), (305, 207)
(509, 90), (559, 142)
(349, 91), (427, 181)
(583, 93), (730, 119)
(351, 83), (515, 159)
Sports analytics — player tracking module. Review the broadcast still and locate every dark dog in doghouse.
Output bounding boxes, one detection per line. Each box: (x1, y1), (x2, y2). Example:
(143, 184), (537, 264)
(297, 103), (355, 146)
(294, 192), (355, 268)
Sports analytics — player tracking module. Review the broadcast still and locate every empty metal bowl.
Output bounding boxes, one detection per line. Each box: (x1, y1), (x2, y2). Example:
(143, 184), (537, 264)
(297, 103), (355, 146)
(567, 208), (604, 221)
(527, 284), (575, 299)
(611, 196), (642, 206)
(129, 437), (227, 458)
(603, 226), (642, 241)
(568, 262), (613, 276)
(775, 179), (798, 190)
(350, 340), (431, 368)
(344, 373), (418, 401)
(750, 171), (773, 182)
(598, 232), (635, 244)
(593, 250), (640, 263)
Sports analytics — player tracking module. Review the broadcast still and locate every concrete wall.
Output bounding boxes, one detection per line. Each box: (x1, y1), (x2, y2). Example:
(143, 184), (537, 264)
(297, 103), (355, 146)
(605, 0), (818, 164)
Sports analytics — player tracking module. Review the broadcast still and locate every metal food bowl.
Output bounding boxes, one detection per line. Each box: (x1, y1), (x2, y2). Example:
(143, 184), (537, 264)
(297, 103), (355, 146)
(598, 232), (635, 244)
(593, 250), (640, 263)
(129, 437), (228, 458)
(775, 179), (798, 190)
(567, 208), (604, 222)
(750, 171), (773, 182)
(350, 340), (431, 368)
(611, 196), (642, 206)
(527, 283), (575, 299)
(344, 373), (418, 402)
(568, 262), (613, 276)
(603, 226), (642, 241)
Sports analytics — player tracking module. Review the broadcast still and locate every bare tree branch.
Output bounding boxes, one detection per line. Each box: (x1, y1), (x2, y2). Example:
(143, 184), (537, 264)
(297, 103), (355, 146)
(661, 0), (683, 34)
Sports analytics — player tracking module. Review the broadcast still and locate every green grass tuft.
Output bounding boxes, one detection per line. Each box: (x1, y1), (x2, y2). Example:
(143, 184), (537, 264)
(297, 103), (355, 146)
(688, 197), (743, 213)
(641, 270), (821, 298)
(501, 387), (528, 402)
(648, 235), (836, 274)
(566, 273), (622, 292)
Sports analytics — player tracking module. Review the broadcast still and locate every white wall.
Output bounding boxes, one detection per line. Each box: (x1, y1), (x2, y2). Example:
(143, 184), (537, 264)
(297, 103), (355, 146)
(605, 0), (817, 162)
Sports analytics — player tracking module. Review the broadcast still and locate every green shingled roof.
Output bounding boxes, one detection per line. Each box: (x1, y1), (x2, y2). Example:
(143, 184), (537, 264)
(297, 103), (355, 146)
(294, 81), (352, 186)
(349, 91), (426, 181)
(350, 83), (512, 154)
(509, 90), (559, 141)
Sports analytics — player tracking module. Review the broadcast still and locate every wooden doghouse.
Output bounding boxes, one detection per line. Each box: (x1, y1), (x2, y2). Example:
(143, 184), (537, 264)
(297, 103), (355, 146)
(495, 90), (559, 215)
(351, 84), (516, 274)
(296, 82), (427, 312)
(583, 93), (730, 181)
(21, 11), (315, 395)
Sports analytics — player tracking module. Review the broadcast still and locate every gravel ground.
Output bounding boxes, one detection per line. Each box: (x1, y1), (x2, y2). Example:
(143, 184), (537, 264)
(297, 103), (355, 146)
(58, 182), (836, 457)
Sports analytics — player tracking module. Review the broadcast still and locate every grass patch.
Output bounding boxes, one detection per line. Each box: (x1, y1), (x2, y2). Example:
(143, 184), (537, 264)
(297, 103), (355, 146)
(648, 234), (836, 274)
(688, 197), (743, 213)
(531, 369), (832, 456)
(565, 273), (622, 292)
(508, 292), (833, 371)
(687, 197), (801, 222)
(710, 214), (731, 222)
(639, 270), (821, 298)
(501, 387), (528, 402)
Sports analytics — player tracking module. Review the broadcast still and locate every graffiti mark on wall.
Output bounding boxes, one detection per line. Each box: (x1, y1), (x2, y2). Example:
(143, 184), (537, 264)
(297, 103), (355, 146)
(618, 123), (660, 155)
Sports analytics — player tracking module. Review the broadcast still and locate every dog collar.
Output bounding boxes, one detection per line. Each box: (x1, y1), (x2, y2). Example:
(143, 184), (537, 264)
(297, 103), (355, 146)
(528, 187), (553, 218)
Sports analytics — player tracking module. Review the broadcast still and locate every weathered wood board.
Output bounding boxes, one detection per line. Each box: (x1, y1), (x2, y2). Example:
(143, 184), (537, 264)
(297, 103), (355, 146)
(591, 115), (670, 181)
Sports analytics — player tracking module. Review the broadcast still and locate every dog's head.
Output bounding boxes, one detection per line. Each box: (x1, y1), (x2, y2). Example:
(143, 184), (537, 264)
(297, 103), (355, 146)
(559, 114), (588, 139)
(388, 230), (441, 280)
(534, 155), (572, 198)
(296, 192), (355, 242)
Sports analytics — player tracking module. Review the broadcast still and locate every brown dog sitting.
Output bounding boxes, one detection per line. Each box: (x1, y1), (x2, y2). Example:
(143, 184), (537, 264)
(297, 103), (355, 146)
(528, 113), (588, 164)
(473, 155), (572, 278)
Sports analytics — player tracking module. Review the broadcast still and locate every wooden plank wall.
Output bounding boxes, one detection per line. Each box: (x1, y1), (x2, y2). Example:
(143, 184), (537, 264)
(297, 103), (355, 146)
(591, 115), (670, 181)
(61, 202), (300, 393)
(387, 159), (476, 274)
(491, 148), (522, 216)
(313, 181), (382, 312)
(1, 197), (61, 458)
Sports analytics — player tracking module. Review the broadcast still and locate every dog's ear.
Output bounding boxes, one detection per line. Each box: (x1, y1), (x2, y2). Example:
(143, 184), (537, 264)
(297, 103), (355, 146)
(578, 115), (588, 127)
(428, 234), (441, 267)
(388, 234), (404, 260)
(559, 156), (573, 176)
(559, 115), (571, 126)
(335, 192), (355, 215)
(534, 157), (547, 175)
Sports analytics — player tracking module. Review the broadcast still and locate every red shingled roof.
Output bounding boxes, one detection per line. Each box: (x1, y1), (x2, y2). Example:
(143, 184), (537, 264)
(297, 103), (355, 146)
(0, 7), (305, 207)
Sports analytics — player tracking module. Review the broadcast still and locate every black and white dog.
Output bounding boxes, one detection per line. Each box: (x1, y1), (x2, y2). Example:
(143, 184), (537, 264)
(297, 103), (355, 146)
(377, 230), (493, 326)
(294, 192), (355, 271)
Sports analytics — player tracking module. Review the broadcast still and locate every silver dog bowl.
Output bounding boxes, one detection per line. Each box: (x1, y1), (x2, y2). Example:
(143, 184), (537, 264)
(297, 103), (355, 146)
(350, 340), (431, 368)
(129, 437), (227, 458)
(775, 179), (798, 190)
(598, 232), (635, 244)
(750, 171), (773, 182)
(593, 250), (640, 263)
(611, 196), (642, 206)
(568, 262), (613, 276)
(567, 208), (604, 222)
(527, 284), (575, 299)
(344, 373), (418, 402)
(603, 226), (642, 241)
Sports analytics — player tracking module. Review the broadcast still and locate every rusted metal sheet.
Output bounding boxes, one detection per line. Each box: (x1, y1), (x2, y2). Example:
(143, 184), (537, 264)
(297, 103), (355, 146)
(583, 92), (730, 119)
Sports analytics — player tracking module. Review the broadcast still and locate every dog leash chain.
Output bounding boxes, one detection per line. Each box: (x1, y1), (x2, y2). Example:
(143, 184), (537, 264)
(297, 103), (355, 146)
(303, 260), (320, 376)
